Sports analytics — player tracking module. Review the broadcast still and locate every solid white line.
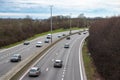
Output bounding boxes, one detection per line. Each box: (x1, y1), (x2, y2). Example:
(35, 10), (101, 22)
(79, 35), (88, 80)
(62, 74), (64, 78)
(52, 59), (54, 61)
(61, 78), (64, 80)
(46, 68), (49, 71)
(63, 71), (65, 75)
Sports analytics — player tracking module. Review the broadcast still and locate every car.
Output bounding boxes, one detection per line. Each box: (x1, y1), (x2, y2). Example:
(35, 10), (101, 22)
(62, 34), (66, 36)
(36, 41), (43, 47)
(23, 41), (30, 45)
(54, 60), (63, 68)
(64, 43), (69, 48)
(44, 39), (49, 43)
(66, 36), (70, 40)
(57, 35), (61, 38)
(29, 67), (41, 77)
(46, 34), (51, 39)
(78, 32), (81, 35)
(10, 54), (21, 62)
(83, 32), (86, 34)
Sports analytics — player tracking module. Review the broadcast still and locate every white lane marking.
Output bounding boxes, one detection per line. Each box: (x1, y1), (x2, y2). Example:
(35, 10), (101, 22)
(62, 37), (80, 80)
(79, 35), (88, 80)
(63, 71), (65, 75)
(46, 68), (49, 71)
(64, 37), (79, 69)
(19, 44), (56, 80)
(19, 31), (81, 80)
(56, 53), (58, 55)
(52, 59), (54, 62)
(62, 74), (64, 78)
(61, 78), (64, 80)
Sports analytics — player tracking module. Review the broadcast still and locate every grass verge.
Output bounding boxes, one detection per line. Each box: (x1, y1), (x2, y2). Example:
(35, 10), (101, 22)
(1, 28), (81, 49)
(82, 41), (96, 80)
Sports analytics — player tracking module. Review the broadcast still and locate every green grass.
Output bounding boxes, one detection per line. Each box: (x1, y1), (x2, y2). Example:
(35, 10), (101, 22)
(82, 41), (95, 80)
(1, 28), (82, 49)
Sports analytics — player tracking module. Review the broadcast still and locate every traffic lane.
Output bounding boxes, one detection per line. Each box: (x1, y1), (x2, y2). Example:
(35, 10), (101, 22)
(0, 30), (71, 53)
(0, 31), (69, 62)
(0, 33), (59, 77)
(0, 31), (63, 64)
(63, 36), (85, 80)
(0, 39), (53, 77)
(40, 35), (84, 80)
(20, 34), (79, 80)
(0, 31), (79, 77)
(21, 40), (67, 80)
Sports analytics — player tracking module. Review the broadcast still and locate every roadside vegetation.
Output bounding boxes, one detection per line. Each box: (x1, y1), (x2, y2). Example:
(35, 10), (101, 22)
(2, 28), (80, 49)
(83, 40), (104, 80)
(88, 16), (120, 80)
(0, 15), (88, 48)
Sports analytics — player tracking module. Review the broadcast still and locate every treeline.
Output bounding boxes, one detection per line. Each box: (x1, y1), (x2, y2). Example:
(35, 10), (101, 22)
(0, 15), (87, 47)
(88, 16), (120, 80)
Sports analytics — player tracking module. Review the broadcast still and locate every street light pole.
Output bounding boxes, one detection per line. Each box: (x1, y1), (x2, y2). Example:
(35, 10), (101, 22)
(69, 13), (72, 35)
(50, 5), (53, 43)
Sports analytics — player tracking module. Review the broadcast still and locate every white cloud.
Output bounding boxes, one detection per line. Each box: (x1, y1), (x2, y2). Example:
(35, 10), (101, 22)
(0, 0), (120, 18)
(0, 13), (50, 19)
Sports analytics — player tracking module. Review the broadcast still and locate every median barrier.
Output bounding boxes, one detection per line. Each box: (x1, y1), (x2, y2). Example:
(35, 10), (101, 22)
(0, 32), (78, 80)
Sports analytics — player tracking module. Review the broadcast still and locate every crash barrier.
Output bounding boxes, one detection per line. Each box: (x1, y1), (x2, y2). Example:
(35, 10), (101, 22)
(0, 32), (79, 80)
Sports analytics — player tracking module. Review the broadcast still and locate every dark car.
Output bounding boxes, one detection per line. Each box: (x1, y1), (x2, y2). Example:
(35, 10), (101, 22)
(62, 34), (66, 36)
(54, 60), (63, 68)
(23, 41), (30, 45)
(10, 54), (21, 62)
(66, 36), (70, 40)
(78, 32), (81, 35)
(29, 67), (41, 77)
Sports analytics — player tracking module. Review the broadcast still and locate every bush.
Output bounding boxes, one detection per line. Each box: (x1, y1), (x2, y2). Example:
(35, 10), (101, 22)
(88, 16), (120, 80)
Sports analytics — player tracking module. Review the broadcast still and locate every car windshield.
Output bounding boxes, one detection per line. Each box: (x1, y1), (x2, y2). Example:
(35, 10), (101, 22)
(37, 42), (42, 44)
(30, 69), (36, 72)
(13, 54), (19, 57)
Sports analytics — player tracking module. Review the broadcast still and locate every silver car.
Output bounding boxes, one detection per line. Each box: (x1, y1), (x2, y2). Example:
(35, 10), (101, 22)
(44, 39), (49, 43)
(64, 43), (70, 48)
(29, 67), (41, 77)
(10, 54), (21, 62)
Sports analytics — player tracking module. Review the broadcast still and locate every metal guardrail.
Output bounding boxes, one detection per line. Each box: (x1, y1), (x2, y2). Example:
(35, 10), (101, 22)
(0, 32), (78, 80)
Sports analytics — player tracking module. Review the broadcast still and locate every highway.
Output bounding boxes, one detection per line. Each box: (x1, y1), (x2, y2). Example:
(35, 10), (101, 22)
(20, 32), (88, 80)
(0, 30), (79, 78)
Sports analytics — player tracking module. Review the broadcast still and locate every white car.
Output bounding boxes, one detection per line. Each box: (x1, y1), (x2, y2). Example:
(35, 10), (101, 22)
(46, 34), (51, 39)
(29, 67), (41, 77)
(64, 43), (70, 48)
(36, 41), (43, 47)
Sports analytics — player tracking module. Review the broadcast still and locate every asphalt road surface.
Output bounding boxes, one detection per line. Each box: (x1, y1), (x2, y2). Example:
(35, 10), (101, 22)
(20, 32), (88, 80)
(0, 30), (79, 77)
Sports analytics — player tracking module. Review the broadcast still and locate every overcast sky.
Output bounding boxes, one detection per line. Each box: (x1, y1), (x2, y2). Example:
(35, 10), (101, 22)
(0, 0), (120, 19)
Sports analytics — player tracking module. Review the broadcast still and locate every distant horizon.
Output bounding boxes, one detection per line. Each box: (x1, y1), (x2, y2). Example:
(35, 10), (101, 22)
(0, 0), (120, 19)
(0, 13), (119, 20)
